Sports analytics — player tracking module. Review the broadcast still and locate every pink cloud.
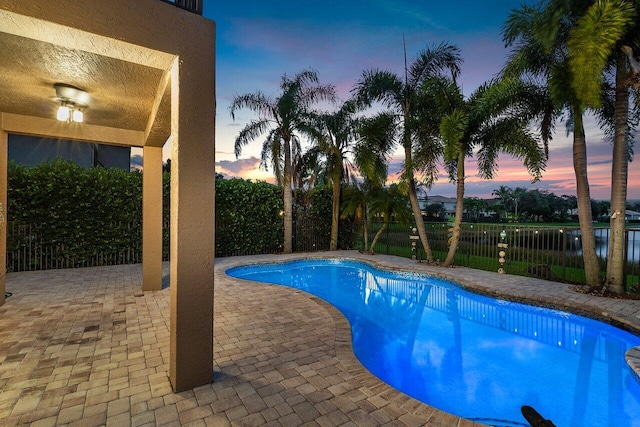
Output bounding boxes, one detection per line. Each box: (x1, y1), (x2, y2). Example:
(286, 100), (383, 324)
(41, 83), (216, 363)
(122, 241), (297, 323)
(216, 157), (261, 176)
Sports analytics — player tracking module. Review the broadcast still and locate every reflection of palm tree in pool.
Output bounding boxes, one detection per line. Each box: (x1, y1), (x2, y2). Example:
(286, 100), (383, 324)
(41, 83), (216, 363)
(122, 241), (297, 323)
(569, 331), (630, 427)
(605, 339), (628, 426)
(570, 330), (597, 427)
(365, 273), (433, 392)
(441, 291), (465, 395)
(396, 282), (432, 392)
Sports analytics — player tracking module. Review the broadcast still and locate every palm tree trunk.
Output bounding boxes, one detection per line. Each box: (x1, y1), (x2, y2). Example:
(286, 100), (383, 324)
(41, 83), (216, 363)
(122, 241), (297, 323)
(405, 146), (434, 263)
(329, 177), (341, 251)
(605, 55), (630, 294)
(283, 137), (293, 253)
(369, 222), (387, 254)
(573, 110), (601, 288)
(444, 153), (465, 266)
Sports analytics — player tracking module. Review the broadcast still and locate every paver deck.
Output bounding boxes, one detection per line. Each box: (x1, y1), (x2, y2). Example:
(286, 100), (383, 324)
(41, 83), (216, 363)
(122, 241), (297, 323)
(0, 250), (639, 426)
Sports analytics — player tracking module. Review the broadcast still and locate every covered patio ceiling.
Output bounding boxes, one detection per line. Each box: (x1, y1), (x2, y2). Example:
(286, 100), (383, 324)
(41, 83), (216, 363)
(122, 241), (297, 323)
(0, 9), (173, 148)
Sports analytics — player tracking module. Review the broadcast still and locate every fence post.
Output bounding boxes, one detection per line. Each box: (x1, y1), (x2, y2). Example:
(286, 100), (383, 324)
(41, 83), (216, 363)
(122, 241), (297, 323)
(561, 229), (566, 281)
(624, 228), (629, 292)
(386, 222), (390, 255)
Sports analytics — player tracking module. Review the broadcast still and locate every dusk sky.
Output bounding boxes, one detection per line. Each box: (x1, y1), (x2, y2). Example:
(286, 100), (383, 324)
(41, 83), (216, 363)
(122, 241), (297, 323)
(201, 1), (640, 201)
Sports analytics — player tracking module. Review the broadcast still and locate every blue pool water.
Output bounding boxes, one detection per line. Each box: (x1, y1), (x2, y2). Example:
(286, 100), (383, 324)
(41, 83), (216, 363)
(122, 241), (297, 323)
(226, 259), (640, 426)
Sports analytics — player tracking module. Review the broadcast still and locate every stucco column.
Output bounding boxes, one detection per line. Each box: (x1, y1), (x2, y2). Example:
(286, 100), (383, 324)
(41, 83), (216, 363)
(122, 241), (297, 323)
(0, 130), (7, 307)
(169, 56), (215, 391)
(142, 145), (163, 291)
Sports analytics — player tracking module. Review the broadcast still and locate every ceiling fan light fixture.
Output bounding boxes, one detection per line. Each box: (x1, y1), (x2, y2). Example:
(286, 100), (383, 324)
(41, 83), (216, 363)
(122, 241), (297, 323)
(54, 83), (88, 123)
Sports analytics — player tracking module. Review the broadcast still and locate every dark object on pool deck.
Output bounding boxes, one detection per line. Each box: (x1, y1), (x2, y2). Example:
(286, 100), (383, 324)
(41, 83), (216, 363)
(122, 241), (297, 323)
(4, 292), (11, 298)
(521, 405), (556, 426)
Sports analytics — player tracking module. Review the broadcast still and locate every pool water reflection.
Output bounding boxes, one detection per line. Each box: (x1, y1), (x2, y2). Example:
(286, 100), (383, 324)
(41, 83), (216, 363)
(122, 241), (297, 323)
(226, 259), (640, 426)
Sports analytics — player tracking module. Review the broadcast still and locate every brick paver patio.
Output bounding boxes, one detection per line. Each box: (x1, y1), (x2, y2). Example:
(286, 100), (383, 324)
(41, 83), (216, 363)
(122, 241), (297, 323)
(1, 251), (639, 426)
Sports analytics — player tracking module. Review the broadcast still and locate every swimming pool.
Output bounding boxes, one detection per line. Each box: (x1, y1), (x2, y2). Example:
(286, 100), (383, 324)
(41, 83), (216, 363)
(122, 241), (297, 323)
(226, 258), (640, 426)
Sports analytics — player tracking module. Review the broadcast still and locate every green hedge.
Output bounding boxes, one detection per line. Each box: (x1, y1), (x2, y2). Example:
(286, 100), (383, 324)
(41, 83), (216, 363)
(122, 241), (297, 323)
(7, 160), (358, 270)
(8, 160), (144, 268)
(215, 178), (284, 256)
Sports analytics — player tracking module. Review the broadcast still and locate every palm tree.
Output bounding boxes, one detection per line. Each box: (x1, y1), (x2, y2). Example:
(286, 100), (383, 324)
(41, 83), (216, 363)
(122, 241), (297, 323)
(292, 146), (325, 191)
(491, 185), (513, 220)
(354, 42), (462, 263)
(561, 0), (638, 293)
(340, 115), (395, 253)
(311, 100), (360, 250)
(367, 185), (412, 254)
(437, 78), (547, 267)
(230, 70), (334, 253)
(502, 4), (603, 289)
(463, 197), (487, 222)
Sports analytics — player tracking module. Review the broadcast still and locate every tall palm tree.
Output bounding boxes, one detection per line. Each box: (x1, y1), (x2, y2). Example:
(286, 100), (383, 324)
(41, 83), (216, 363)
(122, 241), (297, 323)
(311, 100), (360, 250)
(561, 0), (638, 293)
(354, 42), (462, 263)
(437, 78), (547, 266)
(502, 3), (603, 288)
(230, 70), (334, 253)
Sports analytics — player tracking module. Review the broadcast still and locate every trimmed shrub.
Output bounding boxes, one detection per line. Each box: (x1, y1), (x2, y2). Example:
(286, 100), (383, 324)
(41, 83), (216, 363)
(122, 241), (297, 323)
(215, 178), (284, 256)
(7, 161), (357, 270)
(8, 160), (143, 268)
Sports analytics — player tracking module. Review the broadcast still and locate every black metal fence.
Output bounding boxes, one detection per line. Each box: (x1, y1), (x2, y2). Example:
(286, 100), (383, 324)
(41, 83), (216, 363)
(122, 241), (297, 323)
(6, 222), (143, 272)
(6, 219), (640, 291)
(5, 216), (330, 272)
(363, 222), (640, 291)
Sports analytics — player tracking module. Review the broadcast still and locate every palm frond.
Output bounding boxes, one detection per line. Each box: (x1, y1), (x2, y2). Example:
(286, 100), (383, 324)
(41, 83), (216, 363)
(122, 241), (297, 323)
(229, 92), (274, 120)
(358, 112), (399, 155)
(502, 4), (541, 47)
(567, 0), (635, 108)
(234, 119), (271, 157)
(353, 69), (404, 109)
(260, 130), (283, 184)
(440, 109), (468, 163)
(411, 136), (443, 187)
(475, 118), (546, 182)
(409, 42), (462, 88)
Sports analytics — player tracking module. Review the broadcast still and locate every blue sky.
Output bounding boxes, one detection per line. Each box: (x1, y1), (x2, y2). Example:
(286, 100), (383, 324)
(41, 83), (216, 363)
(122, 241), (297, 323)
(201, 1), (640, 200)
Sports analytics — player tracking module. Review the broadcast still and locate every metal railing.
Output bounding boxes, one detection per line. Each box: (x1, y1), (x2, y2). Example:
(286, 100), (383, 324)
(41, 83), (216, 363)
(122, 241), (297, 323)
(159, 0), (203, 15)
(6, 222), (143, 272)
(363, 222), (640, 292)
(6, 219), (639, 292)
(5, 216), (327, 272)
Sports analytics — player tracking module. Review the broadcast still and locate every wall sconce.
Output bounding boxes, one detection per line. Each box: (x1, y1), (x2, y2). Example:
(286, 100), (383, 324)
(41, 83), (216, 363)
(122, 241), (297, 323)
(54, 83), (88, 123)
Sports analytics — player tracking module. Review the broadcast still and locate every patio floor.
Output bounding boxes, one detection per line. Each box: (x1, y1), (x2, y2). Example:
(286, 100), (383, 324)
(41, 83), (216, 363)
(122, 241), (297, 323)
(1, 251), (639, 426)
